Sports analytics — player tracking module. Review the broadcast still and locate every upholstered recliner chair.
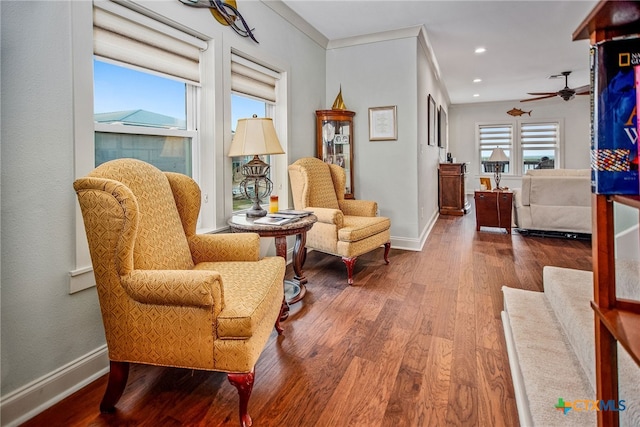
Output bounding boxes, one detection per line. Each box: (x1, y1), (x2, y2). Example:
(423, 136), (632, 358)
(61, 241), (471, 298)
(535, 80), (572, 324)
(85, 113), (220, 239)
(288, 157), (391, 285)
(74, 159), (285, 427)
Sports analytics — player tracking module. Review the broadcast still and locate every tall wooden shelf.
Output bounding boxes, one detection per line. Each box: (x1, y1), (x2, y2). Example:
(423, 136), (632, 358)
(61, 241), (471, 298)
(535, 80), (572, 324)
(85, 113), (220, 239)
(574, 2), (640, 426)
(590, 195), (640, 427)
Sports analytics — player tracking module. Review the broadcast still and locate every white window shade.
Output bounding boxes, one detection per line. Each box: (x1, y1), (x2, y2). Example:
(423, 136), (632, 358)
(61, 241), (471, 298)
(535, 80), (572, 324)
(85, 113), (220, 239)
(521, 122), (559, 148)
(93, 5), (206, 84)
(479, 124), (513, 173)
(231, 54), (278, 103)
(479, 124), (513, 149)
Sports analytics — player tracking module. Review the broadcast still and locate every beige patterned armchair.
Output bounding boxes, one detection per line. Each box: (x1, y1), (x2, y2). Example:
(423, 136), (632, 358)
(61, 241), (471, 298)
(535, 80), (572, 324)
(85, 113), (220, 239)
(74, 159), (285, 427)
(288, 157), (391, 285)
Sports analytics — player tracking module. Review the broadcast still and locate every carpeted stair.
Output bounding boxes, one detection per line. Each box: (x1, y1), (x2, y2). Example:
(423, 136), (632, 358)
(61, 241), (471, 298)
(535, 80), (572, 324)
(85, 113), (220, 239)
(502, 263), (640, 426)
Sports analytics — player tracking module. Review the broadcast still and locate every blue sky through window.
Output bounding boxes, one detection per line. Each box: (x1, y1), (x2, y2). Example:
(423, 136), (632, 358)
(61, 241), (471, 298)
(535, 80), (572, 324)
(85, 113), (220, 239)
(232, 94), (266, 132)
(94, 59), (186, 120)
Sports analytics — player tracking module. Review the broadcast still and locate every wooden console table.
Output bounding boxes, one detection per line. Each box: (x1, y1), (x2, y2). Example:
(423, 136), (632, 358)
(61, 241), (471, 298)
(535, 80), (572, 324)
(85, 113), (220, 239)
(474, 190), (513, 234)
(228, 214), (317, 320)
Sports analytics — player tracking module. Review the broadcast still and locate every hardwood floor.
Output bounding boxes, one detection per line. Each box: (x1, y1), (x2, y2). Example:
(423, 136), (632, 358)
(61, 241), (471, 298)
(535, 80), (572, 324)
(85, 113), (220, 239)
(21, 204), (592, 426)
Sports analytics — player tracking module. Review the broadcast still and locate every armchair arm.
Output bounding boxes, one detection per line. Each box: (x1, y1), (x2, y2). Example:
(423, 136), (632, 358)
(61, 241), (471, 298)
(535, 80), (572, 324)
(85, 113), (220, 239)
(512, 188), (524, 209)
(339, 199), (378, 217)
(189, 233), (261, 264)
(307, 206), (344, 228)
(121, 270), (223, 311)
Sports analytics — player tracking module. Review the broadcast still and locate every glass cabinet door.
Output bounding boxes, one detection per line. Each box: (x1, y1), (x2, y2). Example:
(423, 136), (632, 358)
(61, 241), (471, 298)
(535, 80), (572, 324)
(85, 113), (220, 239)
(316, 110), (355, 199)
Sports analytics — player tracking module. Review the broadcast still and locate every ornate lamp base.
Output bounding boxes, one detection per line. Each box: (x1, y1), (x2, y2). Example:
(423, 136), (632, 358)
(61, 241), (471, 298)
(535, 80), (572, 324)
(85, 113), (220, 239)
(240, 155), (273, 217)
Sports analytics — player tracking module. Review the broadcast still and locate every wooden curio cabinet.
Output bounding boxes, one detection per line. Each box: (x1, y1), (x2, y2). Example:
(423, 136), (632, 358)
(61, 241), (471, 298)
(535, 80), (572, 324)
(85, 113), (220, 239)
(316, 109), (355, 199)
(439, 163), (470, 215)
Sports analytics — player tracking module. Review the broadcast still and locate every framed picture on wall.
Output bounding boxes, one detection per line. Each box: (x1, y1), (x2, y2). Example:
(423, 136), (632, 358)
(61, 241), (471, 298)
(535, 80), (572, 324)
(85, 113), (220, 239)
(428, 95), (436, 146)
(368, 106), (398, 141)
(438, 106), (447, 148)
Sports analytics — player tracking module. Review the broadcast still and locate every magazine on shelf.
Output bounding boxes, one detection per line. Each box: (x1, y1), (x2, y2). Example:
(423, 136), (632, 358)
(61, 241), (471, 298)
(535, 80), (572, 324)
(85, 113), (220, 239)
(591, 37), (640, 195)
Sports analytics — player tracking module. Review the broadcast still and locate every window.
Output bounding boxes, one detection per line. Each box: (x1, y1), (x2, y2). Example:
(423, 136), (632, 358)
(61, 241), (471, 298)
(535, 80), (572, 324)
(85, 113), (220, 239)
(230, 54), (280, 213)
(479, 124), (512, 174)
(521, 122), (559, 171)
(94, 59), (196, 175)
(92, 3), (205, 176)
(478, 120), (561, 175)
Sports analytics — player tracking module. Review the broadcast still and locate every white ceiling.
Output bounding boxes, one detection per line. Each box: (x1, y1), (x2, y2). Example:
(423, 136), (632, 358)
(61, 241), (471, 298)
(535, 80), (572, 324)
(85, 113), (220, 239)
(280, 0), (598, 105)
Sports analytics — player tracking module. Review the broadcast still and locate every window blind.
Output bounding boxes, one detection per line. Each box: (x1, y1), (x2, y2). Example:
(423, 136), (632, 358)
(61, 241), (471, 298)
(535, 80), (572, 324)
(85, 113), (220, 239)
(93, 4), (207, 84)
(231, 54), (278, 103)
(479, 124), (513, 150)
(479, 124), (512, 173)
(520, 122), (559, 149)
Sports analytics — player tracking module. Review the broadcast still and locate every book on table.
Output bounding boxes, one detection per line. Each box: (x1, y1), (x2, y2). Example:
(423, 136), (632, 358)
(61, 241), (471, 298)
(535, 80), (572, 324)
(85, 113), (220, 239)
(253, 216), (297, 226)
(267, 209), (313, 219)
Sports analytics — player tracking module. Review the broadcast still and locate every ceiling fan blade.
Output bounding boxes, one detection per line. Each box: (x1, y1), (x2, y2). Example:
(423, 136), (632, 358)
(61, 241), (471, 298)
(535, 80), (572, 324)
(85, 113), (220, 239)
(527, 92), (557, 96)
(573, 84), (591, 95)
(521, 94), (557, 102)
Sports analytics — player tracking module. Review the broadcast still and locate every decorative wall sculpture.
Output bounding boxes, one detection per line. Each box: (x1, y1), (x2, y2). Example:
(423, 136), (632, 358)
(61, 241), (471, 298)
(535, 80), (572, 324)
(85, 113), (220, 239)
(178, 0), (258, 43)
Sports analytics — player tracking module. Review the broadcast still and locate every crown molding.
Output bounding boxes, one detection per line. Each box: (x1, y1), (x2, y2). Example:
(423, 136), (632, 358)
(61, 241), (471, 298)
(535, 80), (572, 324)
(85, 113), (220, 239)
(326, 25), (422, 50)
(260, 0), (329, 49)
(416, 25), (450, 105)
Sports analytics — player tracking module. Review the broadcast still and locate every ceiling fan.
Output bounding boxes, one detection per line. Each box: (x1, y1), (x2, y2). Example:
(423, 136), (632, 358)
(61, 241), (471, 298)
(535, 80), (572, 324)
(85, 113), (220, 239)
(521, 71), (590, 102)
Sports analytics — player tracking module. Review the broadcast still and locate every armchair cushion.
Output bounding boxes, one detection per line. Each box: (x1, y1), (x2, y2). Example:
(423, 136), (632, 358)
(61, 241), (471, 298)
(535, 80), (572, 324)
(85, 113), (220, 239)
(195, 258), (284, 339)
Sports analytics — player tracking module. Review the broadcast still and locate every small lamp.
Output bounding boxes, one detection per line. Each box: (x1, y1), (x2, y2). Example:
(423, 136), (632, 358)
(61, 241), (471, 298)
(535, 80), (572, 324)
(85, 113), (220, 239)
(228, 115), (284, 217)
(488, 147), (509, 190)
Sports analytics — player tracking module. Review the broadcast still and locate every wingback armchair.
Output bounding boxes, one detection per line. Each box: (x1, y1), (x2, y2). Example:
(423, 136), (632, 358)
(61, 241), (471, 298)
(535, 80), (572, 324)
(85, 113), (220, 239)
(74, 159), (285, 427)
(288, 157), (391, 285)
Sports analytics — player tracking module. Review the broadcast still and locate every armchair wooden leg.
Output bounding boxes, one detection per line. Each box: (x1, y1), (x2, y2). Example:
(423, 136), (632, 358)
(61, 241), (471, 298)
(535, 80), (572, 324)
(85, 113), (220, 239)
(228, 369), (255, 427)
(342, 257), (357, 285)
(275, 302), (284, 335)
(99, 361), (130, 413)
(383, 242), (391, 264)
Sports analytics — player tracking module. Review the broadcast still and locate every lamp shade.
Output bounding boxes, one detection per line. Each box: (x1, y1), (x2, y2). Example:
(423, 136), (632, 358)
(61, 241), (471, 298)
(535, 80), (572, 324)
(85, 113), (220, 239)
(228, 117), (284, 157)
(488, 147), (509, 162)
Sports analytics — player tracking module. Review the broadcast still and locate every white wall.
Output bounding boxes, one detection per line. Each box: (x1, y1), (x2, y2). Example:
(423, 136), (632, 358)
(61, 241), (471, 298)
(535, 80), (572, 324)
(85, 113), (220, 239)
(0, 0), (325, 423)
(324, 28), (449, 247)
(449, 96), (591, 192)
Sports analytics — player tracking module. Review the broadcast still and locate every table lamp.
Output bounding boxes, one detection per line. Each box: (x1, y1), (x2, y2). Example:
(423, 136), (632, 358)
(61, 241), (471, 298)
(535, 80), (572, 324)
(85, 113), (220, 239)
(488, 147), (509, 190)
(228, 115), (284, 217)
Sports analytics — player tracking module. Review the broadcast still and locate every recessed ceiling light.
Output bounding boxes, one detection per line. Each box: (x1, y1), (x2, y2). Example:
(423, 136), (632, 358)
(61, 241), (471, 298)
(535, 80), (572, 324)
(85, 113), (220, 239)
(473, 93), (480, 97)
(473, 78), (482, 83)
(475, 47), (486, 54)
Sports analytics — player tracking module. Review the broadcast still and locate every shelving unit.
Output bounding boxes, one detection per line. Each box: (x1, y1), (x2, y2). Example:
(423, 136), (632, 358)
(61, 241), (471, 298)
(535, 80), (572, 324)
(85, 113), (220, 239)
(590, 195), (640, 426)
(574, 2), (640, 426)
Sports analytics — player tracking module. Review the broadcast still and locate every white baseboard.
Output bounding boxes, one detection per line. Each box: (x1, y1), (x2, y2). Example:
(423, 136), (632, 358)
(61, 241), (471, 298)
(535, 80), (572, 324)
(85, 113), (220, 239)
(390, 211), (438, 252)
(1, 345), (109, 427)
